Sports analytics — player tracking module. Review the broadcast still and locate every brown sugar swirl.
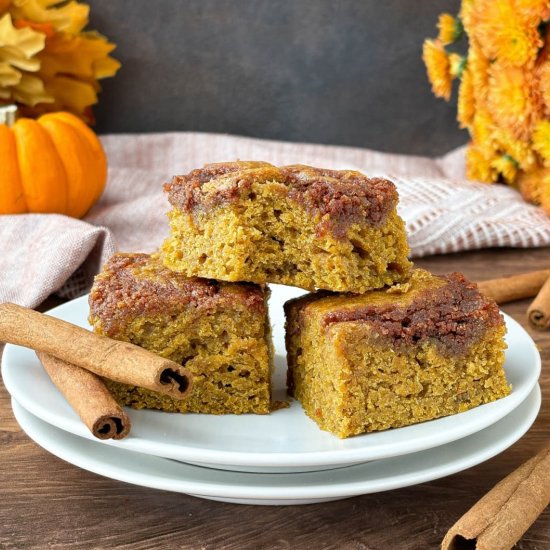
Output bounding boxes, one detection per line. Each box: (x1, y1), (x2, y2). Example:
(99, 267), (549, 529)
(89, 253), (266, 337)
(164, 161), (276, 212)
(281, 165), (397, 237)
(323, 272), (504, 356)
(165, 161), (398, 238)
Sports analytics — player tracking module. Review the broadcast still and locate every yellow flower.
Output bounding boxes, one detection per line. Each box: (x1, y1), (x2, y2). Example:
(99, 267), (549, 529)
(5, 2), (121, 122)
(470, 108), (496, 151)
(491, 154), (519, 183)
(0, 1), (119, 122)
(437, 14), (463, 45)
(532, 119), (550, 164)
(468, 40), (490, 103)
(486, 63), (541, 140)
(457, 67), (475, 129)
(422, 39), (452, 100)
(493, 127), (537, 170)
(0, 12), (50, 105)
(466, 145), (499, 182)
(20, 29), (120, 121)
(10, 71), (51, 104)
(10, 0), (88, 34)
(473, 0), (542, 66)
(38, 30), (119, 80)
(0, 12), (43, 72)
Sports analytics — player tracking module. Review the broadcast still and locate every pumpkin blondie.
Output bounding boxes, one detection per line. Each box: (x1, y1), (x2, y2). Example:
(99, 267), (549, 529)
(89, 253), (272, 414)
(284, 269), (510, 438)
(161, 161), (411, 293)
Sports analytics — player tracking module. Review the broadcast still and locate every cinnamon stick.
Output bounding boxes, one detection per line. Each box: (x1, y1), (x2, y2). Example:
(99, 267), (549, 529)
(37, 351), (131, 440)
(0, 303), (192, 400)
(442, 445), (550, 550)
(527, 274), (550, 330)
(476, 269), (550, 304)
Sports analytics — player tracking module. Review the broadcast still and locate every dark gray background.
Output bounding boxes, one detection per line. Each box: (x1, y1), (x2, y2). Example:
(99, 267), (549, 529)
(89, 0), (465, 155)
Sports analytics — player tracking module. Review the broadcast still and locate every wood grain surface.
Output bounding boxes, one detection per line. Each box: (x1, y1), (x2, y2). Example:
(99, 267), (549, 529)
(1, 247), (549, 550)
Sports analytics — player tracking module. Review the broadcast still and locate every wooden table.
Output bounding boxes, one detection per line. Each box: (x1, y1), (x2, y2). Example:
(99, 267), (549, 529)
(1, 248), (549, 549)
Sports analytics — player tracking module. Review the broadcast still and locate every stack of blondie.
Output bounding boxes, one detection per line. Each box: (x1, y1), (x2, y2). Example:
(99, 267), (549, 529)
(89, 161), (510, 438)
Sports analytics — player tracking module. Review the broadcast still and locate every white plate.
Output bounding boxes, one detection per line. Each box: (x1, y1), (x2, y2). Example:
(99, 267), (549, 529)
(11, 385), (541, 505)
(1, 285), (541, 473)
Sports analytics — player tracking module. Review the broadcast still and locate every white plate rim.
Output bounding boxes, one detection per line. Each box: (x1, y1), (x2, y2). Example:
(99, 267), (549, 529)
(1, 292), (541, 469)
(10, 384), (541, 502)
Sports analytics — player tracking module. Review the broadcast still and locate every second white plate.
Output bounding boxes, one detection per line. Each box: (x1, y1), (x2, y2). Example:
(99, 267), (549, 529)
(1, 285), (541, 473)
(11, 385), (541, 505)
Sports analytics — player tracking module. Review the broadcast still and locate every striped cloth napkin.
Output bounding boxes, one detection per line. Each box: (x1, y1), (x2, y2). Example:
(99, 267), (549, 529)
(1, 132), (549, 308)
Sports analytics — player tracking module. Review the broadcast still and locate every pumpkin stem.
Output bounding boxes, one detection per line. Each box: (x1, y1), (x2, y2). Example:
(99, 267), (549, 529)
(0, 104), (17, 127)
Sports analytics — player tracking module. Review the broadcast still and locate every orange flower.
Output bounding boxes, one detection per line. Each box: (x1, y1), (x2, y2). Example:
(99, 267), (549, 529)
(422, 39), (452, 100)
(472, 0), (542, 66)
(426, 0), (550, 211)
(457, 67), (475, 129)
(437, 14), (463, 45)
(532, 119), (550, 164)
(514, 0), (550, 23)
(538, 59), (550, 115)
(459, 0), (475, 35)
(486, 63), (541, 140)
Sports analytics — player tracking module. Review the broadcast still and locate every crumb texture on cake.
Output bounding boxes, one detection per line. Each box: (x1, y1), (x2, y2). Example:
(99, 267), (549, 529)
(162, 161), (412, 293)
(89, 253), (272, 415)
(285, 269), (510, 438)
(165, 162), (398, 236)
(89, 252), (266, 337)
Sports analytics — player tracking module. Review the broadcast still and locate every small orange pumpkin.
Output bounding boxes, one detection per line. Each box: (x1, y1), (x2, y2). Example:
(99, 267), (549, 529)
(0, 109), (107, 218)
